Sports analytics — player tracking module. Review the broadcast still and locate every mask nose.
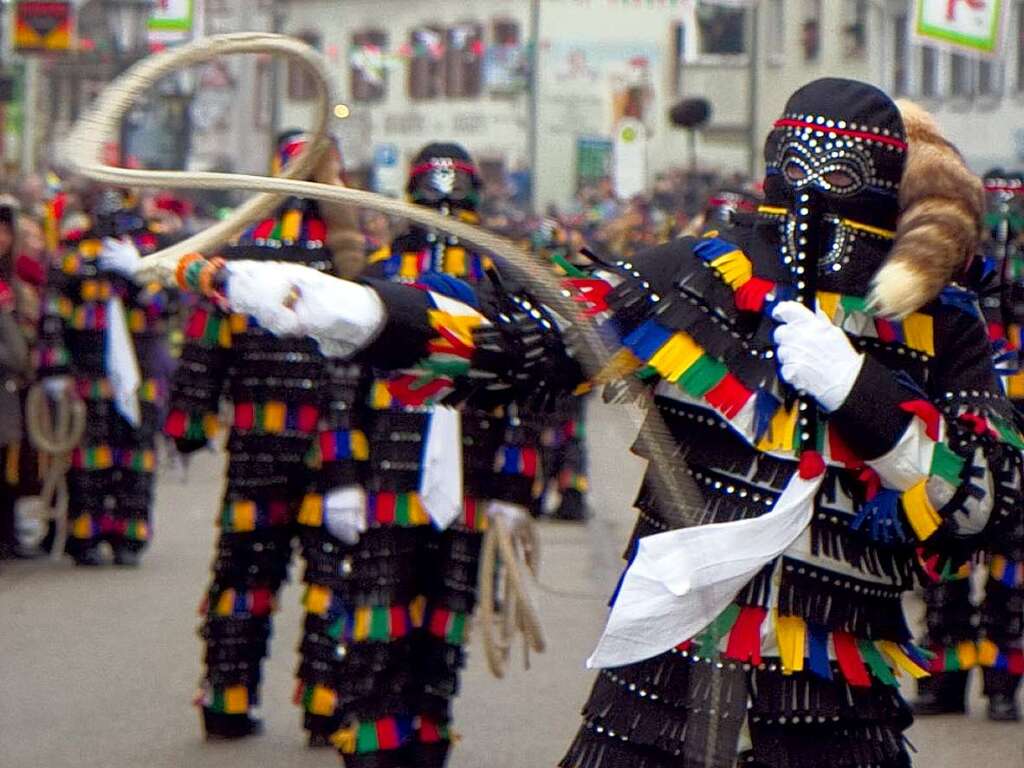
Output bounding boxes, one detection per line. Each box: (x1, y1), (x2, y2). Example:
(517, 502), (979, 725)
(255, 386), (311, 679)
(788, 189), (825, 301)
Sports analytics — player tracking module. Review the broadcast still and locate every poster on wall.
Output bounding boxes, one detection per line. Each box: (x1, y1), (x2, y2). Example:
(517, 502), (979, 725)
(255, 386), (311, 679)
(148, 0), (194, 46)
(14, 1), (73, 53)
(613, 119), (647, 200)
(542, 41), (660, 137)
(913, 0), (1006, 56)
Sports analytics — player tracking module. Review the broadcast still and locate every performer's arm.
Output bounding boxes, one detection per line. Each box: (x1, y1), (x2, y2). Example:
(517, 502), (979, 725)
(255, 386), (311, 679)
(163, 298), (234, 453)
(34, 261), (75, 383)
(784, 300), (1024, 559)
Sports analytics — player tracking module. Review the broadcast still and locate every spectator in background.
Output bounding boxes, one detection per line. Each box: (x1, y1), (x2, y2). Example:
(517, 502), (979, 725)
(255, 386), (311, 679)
(0, 203), (31, 561)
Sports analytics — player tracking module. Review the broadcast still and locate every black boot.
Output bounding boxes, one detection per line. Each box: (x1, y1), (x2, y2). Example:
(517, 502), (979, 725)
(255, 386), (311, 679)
(410, 740), (451, 767)
(305, 712), (339, 748)
(71, 545), (104, 567)
(912, 671), (968, 715)
(112, 543), (143, 567)
(552, 489), (587, 522)
(202, 709), (264, 740)
(983, 669), (1022, 722)
(341, 748), (414, 768)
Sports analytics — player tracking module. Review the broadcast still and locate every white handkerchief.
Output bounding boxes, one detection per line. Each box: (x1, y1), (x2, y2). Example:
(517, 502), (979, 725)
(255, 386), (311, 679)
(105, 295), (141, 428)
(587, 470), (823, 669)
(419, 406), (464, 530)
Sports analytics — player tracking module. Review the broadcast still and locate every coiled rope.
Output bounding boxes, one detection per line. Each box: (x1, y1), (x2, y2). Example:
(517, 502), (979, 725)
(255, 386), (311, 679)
(24, 383), (87, 559)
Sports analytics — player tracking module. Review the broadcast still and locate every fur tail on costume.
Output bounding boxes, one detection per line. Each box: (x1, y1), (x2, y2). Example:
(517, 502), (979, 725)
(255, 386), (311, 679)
(868, 99), (984, 319)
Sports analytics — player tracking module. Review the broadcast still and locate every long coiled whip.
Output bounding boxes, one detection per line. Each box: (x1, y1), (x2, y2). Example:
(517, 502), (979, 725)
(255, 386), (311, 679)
(61, 32), (706, 674)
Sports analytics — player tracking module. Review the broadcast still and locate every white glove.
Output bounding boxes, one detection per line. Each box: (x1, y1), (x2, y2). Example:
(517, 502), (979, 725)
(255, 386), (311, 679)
(42, 375), (73, 400)
(225, 261), (386, 358)
(99, 237), (142, 278)
(772, 301), (864, 412)
(324, 485), (368, 545)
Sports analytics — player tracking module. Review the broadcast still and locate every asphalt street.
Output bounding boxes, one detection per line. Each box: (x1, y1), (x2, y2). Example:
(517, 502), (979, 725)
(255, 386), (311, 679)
(1, 402), (1021, 767)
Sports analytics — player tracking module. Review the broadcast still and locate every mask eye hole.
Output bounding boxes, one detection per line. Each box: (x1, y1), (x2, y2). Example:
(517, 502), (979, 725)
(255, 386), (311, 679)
(824, 169), (856, 189)
(784, 162), (807, 183)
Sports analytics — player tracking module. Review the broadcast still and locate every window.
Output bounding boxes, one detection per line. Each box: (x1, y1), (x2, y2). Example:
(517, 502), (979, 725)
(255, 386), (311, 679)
(892, 14), (909, 96)
(288, 31), (321, 101)
(920, 46), (939, 98)
(767, 0), (785, 64)
(408, 26), (446, 100)
(486, 19), (525, 97)
(843, 0), (868, 58)
(977, 59), (1002, 98)
(802, 0), (822, 62)
(950, 53), (973, 98)
(696, 2), (746, 56)
(351, 30), (388, 102)
(445, 22), (484, 98)
(493, 18), (520, 47)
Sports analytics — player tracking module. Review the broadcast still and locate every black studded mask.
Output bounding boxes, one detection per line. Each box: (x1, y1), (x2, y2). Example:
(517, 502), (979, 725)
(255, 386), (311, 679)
(761, 79), (907, 297)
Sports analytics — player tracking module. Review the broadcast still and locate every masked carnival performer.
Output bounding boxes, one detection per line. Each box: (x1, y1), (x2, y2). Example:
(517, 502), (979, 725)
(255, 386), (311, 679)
(163, 131), (366, 741)
(291, 142), (538, 767)
(35, 189), (173, 566)
(179, 79), (1022, 767)
(913, 172), (1024, 722)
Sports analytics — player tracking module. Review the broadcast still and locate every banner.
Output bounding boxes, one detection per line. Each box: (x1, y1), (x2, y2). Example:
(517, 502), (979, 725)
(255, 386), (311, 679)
(149, 0), (194, 46)
(14, 1), (73, 53)
(914, 0), (1006, 56)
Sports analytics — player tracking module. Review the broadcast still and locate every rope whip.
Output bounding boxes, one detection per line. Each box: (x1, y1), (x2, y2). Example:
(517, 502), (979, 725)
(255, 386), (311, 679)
(24, 384), (87, 560)
(61, 32), (707, 675)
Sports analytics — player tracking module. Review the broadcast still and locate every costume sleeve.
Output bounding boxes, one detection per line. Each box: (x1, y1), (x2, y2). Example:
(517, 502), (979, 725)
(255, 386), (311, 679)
(164, 299), (233, 453)
(34, 263), (75, 379)
(829, 301), (1024, 557)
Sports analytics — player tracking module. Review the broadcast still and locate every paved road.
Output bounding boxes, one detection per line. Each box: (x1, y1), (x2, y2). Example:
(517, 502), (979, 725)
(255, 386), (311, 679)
(1, 402), (1021, 767)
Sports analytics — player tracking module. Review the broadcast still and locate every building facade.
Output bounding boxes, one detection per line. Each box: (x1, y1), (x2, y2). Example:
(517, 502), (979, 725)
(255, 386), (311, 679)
(679, 0), (1024, 177)
(278, 0), (694, 209)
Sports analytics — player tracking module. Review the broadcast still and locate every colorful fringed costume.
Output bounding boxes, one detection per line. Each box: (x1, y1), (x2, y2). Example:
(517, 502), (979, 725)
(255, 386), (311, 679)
(166, 195), (350, 739)
(183, 81), (1020, 766)
(294, 144), (541, 768)
(278, 81), (1017, 767)
(914, 175), (1024, 720)
(36, 201), (172, 565)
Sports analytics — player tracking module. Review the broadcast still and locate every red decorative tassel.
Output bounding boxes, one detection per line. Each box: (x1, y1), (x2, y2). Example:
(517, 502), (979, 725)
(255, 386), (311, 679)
(734, 277), (775, 312)
(418, 717), (442, 744)
(857, 467), (881, 501)
(377, 718), (400, 750)
(185, 307), (208, 339)
(958, 411), (996, 438)
(307, 219), (327, 241)
(297, 404), (319, 432)
(165, 409), (186, 438)
(563, 278), (612, 315)
(798, 450), (826, 479)
(828, 429), (863, 469)
(724, 605), (766, 665)
(704, 373), (753, 419)
(386, 375), (451, 407)
(834, 631), (871, 687)
(234, 403), (255, 430)
(899, 399), (942, 441)
(250, 589), (273, 617)
(1008, 650), (1024, 676)
(428, 608), (450, 638)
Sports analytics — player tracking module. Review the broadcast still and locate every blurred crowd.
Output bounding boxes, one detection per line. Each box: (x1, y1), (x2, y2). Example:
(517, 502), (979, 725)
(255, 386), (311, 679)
(0, 163), (749, 562)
